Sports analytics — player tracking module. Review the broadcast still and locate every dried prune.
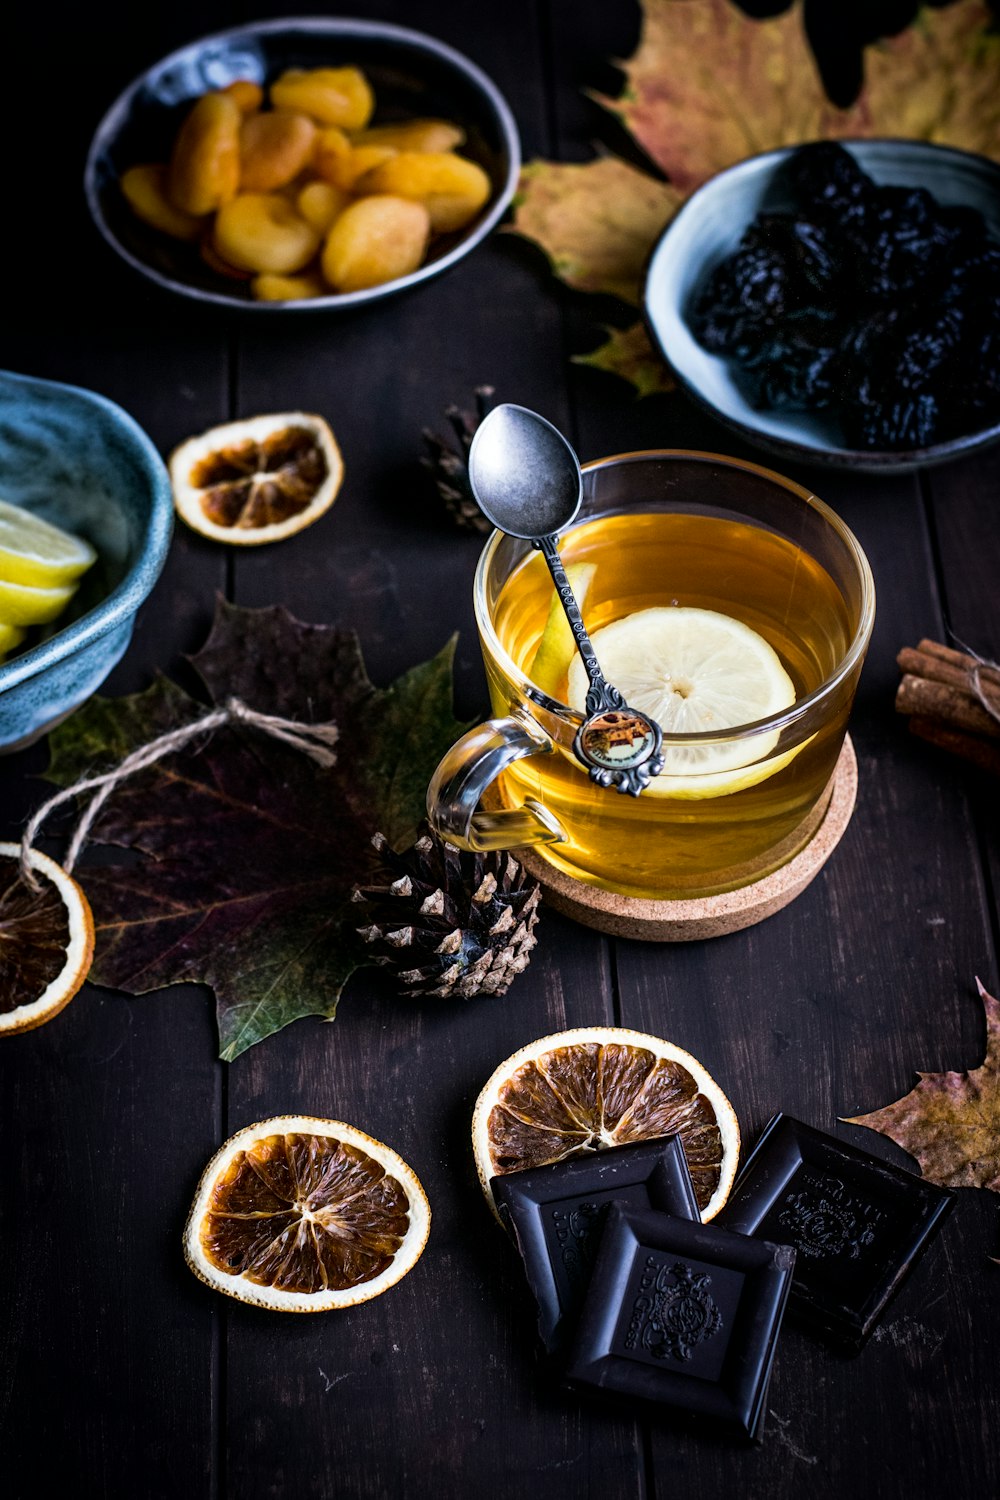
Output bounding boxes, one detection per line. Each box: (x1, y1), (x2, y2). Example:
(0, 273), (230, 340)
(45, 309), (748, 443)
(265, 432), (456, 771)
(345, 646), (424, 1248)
(692, 141), (1000, 450)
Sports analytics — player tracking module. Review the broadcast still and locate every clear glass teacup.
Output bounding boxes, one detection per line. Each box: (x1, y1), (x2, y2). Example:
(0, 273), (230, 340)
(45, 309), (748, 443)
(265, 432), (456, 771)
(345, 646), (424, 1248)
(427, 450), (875, 901)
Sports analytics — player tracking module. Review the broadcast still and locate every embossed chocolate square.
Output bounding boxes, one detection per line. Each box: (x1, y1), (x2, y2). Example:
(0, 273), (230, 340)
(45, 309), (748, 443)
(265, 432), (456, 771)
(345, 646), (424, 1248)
(718, 1113), (954, 1352)
(492, 1137), (700, 1354)
(565, 1204), (794, 1440)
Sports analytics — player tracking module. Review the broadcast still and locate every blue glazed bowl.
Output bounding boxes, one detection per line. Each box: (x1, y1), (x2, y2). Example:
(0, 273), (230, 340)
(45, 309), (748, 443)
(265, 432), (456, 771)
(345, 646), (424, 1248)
(644, 140), (1000, 472)
(85, 16), (520, 312)
(0, 370), (173, 749)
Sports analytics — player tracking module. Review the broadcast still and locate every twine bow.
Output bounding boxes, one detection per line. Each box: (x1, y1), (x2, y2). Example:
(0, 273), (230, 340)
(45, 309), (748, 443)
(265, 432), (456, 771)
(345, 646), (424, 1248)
(20, 697), (339, 887)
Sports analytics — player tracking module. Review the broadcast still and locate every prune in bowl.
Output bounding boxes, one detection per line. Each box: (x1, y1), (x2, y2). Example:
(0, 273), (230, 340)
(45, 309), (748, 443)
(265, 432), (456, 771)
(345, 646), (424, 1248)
(644, 140), (1000, 472)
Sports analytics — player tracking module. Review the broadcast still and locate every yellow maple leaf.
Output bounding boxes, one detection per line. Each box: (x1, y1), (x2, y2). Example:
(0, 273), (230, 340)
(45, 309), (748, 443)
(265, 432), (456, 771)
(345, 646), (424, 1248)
(574, 323), (675, 397)
(608, 0), (1000, 190)
(512, 157), (681, 305)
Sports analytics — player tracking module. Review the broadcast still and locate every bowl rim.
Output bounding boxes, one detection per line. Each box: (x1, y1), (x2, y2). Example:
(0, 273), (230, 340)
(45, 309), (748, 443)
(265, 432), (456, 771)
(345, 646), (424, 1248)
(0, 369), (174, 692)
(643, 137), (1000, 472)
(83, 14), (522, 313)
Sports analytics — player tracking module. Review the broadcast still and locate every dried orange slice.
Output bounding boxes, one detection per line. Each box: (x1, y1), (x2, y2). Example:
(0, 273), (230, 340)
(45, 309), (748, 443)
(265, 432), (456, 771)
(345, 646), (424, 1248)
(0, 843), (95, 1036)
(472, 1025), (740, 1221)
(183, 1115), (431, 1312)
(169, 412), (343, 545)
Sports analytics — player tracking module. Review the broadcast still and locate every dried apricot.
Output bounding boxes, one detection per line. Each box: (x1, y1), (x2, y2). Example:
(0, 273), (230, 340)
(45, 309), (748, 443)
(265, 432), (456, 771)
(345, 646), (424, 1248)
(168, 92), (242, 216)
(251, 271), (327, 302)
(222, 79), (264, 115)
(297, 181), (348, 235)
(351, 119), (465, 153)
(239, 110), (317, 192)
(356, 152), (491, 233)
(214, 194), (320, 275)
(270, 67), (374, 130)
(200, 236), (254, 280)
(321, 195), (430, 293)
(121, 164), (204, 241)
(314, 133), (397, 193)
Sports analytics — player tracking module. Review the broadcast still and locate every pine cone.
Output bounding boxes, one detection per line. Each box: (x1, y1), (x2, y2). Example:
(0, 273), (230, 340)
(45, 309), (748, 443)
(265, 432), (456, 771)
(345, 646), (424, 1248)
(352, 828), (540, 998)
(420, 386), (496, 534)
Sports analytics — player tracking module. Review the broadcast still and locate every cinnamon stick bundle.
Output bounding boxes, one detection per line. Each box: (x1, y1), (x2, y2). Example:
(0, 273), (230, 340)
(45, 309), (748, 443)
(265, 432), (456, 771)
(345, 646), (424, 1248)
(896, 638), (1000, 778)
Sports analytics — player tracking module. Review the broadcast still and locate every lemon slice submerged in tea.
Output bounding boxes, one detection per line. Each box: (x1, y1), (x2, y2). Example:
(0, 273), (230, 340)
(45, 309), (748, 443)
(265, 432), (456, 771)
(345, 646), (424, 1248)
(529, 561), (597, 697)
(567, 605), (797, 796)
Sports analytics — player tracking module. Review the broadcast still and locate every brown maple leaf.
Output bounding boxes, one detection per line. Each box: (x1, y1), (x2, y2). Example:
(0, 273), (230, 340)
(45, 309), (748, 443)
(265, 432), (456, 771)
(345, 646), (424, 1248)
(513, 0), (1000, 393)
(844, 978), (1000, 1194)
(44, 600), (473, 1061)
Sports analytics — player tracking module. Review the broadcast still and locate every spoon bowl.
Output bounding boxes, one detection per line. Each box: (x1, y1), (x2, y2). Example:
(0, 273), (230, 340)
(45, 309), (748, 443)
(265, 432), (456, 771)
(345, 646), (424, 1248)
(468, 404), (582, 539)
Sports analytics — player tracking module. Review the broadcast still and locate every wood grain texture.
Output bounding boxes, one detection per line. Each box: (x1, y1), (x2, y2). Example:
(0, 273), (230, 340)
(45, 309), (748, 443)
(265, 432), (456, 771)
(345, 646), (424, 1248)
(1, 2), (998, 1497)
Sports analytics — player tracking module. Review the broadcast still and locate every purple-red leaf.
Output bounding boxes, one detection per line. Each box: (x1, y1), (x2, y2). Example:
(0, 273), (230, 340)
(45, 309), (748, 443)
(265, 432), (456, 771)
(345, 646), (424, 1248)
(46, 599), (471, 1060)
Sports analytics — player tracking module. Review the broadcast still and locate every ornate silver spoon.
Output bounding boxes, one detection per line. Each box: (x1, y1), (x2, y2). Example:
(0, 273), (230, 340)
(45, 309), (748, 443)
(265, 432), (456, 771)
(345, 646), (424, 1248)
(468, 403), (664, 796)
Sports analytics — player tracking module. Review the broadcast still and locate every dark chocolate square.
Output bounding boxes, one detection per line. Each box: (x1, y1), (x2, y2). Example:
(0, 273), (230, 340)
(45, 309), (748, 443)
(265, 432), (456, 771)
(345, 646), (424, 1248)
(718, 1113), (954, 1353)
(492, 1136), (700, 1354)
(566, 1204), (794, 1441)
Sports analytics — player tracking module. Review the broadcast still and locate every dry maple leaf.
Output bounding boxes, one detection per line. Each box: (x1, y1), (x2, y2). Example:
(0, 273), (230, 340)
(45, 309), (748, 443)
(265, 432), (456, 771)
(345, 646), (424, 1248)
(44, 599), (473, 1061)
(844, 978), (1000, 1194)
(574, 322), (675, 397)
(513, 157), (680, 304)
(513, 0), (1000, 393)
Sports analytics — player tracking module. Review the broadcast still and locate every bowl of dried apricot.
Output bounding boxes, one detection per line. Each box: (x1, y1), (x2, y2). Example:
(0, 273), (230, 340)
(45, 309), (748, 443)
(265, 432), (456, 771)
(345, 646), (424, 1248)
(85, 17), (521, 309)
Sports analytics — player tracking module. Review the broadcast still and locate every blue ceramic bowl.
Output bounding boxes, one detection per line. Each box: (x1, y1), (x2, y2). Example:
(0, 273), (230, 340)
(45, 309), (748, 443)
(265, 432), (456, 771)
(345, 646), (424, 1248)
(644, 140), (1000, 472)
(0, 370), (173, 749)
(84, 16), (521, 312)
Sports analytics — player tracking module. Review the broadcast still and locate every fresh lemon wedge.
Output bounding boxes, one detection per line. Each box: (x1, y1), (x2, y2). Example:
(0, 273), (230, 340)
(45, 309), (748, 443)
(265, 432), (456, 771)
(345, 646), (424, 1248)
(0, 499), (96, 589)
(528, 561), (597, 697)
(0, 576), (78, 626)
(0, 621), (26, 660)
(567, 606), (798, 798)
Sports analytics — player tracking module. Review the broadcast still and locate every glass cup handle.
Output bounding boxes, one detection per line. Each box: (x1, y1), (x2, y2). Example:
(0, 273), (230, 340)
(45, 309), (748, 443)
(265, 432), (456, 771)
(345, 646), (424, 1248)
(426, 714), (568, 852)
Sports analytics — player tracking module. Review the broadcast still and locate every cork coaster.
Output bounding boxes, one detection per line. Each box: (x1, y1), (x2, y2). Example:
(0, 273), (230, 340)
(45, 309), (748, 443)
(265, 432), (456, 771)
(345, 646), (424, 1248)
(517, 735), (858, 942)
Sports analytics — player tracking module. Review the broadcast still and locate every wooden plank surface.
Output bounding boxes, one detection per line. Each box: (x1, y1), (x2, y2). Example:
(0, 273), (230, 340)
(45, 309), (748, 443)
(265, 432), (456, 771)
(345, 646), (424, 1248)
(2, 3), (998, 1498)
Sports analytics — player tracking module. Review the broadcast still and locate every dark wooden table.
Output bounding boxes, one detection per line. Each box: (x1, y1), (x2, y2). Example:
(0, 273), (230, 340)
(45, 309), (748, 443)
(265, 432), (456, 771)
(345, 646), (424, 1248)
(3, 4), (999, 1497)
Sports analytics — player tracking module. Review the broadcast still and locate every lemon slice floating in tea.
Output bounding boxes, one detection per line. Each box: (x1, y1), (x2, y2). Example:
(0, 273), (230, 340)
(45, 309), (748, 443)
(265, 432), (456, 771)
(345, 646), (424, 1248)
(472, 1025), (740, 1222)
(0, 499), (96, 589)
(567, 605), (797, 797)
(170, 412), (343, 545)
(528, 562), (597, 697)
(0, 843), (95, 1036)
(183, 1116), (431, 1312)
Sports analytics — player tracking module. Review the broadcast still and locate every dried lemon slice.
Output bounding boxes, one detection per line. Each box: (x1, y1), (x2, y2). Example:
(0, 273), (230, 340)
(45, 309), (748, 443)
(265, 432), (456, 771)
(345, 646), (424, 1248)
(0, 843), (95, 1036)
(169, 412), (343, 545)
(183, 1116), (431, 1312)
(567, 606), (797, 797)
(472, 1025), (740, 1221)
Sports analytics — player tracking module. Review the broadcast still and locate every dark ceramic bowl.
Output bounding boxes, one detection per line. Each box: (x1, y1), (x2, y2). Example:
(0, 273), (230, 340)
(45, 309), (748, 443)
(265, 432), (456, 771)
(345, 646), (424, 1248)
(0, 370), (173, 749)
(644, 140), (1000, 472)
(85, 16), (520, 312)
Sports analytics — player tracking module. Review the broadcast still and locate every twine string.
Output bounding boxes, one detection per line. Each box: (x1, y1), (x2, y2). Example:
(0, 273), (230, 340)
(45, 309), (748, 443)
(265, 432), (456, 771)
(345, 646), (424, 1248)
(951, 633), (1000, 729)
(20, 697), (339, 886)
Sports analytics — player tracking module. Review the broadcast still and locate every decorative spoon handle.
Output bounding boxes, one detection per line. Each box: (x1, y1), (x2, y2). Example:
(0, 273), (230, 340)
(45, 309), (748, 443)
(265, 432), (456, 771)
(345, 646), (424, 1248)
(535, 535), (664, 796)
(536, 535), (606, 693)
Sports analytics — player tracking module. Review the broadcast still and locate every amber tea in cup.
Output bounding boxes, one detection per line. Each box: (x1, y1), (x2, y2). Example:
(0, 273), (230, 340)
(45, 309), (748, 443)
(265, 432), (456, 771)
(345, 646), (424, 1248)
(427, 451), (874, 901)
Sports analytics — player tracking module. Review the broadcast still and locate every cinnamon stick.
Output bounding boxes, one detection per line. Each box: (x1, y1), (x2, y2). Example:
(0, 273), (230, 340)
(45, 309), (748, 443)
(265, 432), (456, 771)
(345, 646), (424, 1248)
(895, 674), (1000, 739)
(896, 646), (1000, 714)
(908, 716), (1000, 779)
(917, 638), (1000, 689)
